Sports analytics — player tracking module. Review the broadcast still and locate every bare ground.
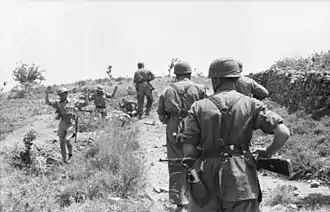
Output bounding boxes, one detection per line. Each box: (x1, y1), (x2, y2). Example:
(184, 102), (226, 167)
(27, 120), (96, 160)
(1, 111), (330, 212)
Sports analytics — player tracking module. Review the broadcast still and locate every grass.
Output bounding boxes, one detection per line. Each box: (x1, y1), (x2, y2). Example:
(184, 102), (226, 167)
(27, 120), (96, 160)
(0, 118), (149, 211)
(0, 98), (52, 140)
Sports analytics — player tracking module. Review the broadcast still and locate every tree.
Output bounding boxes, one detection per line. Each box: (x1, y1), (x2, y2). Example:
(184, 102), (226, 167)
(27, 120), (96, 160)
(12, 61), (45, 85)
(168, 57), (180, 77)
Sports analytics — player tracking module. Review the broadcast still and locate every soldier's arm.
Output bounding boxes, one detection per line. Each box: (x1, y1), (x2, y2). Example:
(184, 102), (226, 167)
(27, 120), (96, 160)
(45, 91), (57, 109)
(181, 103), (202, 158)
(157, 92), (167, 124)
(251, 80), (269, 100)
(106, 86), (118, 98)
(148, 71), (155, 81)
(253, 101), (290, 157)
(133, 72), (139, 84)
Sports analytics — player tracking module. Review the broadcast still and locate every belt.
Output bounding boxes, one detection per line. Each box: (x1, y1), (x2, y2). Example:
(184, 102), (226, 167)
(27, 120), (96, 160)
(202, 144), (249, 158)
(167, 111), (189, 118)
(96, 106), (106, 109)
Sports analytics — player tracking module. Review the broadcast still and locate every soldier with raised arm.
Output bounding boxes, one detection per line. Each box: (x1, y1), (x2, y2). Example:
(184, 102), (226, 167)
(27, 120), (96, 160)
(88, 84), (118, 125)
(45, 87), (88, 163)
(157, 61), (207, 212)
(180, 58), (290, 212)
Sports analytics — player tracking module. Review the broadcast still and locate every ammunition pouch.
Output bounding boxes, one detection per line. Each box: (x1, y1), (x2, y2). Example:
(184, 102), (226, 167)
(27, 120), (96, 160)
(187, 146), (262, 208)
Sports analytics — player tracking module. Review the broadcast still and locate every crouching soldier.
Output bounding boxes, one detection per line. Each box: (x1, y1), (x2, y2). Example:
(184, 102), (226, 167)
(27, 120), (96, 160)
(45, 87), (80, 164)
(119, 97), (138, 118)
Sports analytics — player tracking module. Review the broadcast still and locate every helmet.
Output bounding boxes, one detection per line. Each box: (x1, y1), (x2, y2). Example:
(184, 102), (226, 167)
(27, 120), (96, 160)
(208, 58), (241, 78)
(137, 62), (145, 69)
(96, 85), (104, 92)
(174, 61), (192, 75)
(57, 87), (68, 95)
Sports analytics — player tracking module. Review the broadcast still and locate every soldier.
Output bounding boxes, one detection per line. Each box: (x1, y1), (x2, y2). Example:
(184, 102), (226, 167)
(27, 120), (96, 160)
(180, 58), (290, 212)
(45, 87), (88, 163)
(157, 61), (208, 212)
(235, 61), (269, 100)
(119, 97), (137, 118)
(88, 84), (118, 125)
(133, 62), (155, 119)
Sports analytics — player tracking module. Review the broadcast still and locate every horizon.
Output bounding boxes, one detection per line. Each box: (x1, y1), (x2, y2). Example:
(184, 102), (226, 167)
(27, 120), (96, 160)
(1, 1), (330, 91)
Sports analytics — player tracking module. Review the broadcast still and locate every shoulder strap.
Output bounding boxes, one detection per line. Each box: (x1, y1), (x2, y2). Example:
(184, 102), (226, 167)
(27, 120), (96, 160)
(207, 94), (245, 148)
(170, 82), (194, 112)
(208, 94), (244, 115)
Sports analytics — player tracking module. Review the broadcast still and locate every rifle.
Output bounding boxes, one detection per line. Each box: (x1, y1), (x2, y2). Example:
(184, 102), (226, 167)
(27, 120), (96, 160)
(159, 156), (293, 177)
(74, 114), (78, 143)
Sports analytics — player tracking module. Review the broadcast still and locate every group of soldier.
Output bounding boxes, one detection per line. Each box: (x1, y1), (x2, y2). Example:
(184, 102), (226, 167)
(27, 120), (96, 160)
(45, 58), (290, 212)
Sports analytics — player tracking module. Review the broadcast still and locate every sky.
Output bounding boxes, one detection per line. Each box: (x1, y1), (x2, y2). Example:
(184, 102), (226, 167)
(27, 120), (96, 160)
(1, 0), (330, 91)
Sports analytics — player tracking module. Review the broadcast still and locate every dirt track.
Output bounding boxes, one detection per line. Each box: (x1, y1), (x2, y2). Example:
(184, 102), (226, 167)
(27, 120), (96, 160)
(1, 111), (330, 212)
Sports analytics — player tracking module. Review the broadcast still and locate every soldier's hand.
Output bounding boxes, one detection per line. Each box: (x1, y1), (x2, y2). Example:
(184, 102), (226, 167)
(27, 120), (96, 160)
(45, 86), (52, 93)
(252, 148), (272, 159)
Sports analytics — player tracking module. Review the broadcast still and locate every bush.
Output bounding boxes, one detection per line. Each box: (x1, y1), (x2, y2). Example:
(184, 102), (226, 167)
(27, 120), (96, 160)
(0, 116), (148, 211)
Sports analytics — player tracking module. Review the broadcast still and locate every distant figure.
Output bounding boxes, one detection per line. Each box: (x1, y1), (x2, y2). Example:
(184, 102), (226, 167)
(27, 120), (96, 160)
(235, 61), (269, 100)
(133, 62), (155, 119)
(88, 84), (118, 125)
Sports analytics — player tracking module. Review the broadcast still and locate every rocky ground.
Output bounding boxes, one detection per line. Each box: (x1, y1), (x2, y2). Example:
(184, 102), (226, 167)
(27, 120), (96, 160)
(1, 109), (329, 212)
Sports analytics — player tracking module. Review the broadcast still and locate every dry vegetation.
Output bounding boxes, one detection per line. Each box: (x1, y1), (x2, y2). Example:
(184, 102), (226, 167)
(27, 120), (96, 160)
(0, 51), (329, 211)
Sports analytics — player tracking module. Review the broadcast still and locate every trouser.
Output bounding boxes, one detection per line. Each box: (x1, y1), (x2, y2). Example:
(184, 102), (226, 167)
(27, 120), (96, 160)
(94, 107), (107, 126)
(136, 83), (153, 116)
(166, 117), (189, 206)
(188, 198), (260, 212)
(57, 121), (74, 162)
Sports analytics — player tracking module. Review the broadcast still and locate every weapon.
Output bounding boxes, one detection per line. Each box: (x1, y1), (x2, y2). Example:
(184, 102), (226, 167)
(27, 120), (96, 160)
(74, 114), (78, 143)
(159, 157), (293, 177)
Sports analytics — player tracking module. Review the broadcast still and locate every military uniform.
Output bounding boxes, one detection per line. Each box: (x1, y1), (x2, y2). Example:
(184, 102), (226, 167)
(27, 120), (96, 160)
(46, 87), (76, 163)
(157, 62), (207, 210)
(134, 62), (155, 118)
(119, 98), (137, 117)
(180, 58), (287, 212)
(88, 85), (117, 123)
(236, 61), (269, 100)
(235, 76), (269, 100)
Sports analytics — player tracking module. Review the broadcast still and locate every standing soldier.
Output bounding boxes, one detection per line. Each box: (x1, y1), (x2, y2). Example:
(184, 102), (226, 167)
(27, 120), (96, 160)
(45, 87), (88, 163)
(88, 84), (118, 125)
(133, 62), (155, 119)
(235, 61), (269, 100)
(180, 58), (290, 212)
(157, 61), (207, 212)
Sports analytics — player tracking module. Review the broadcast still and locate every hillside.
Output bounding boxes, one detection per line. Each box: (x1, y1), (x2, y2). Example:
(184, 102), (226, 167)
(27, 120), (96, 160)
(1, 52), (330, 211)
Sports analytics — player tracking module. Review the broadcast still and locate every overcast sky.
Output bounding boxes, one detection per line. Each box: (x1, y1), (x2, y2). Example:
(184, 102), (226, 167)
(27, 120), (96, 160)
(1, 0), (330, 90)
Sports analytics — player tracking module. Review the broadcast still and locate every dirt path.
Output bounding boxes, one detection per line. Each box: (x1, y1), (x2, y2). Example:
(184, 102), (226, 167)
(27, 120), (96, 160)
(137, 111), (330, 212)
(1, 111), (329, 211)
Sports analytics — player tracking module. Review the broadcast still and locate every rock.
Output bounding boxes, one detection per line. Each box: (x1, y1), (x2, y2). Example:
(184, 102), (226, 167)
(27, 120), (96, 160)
(150, 162), (154, 166)
(287, 204), (298, 210)
(262, 172), (268, 176)
(310, 181), (320, 188)
(293, 191), (300, 196)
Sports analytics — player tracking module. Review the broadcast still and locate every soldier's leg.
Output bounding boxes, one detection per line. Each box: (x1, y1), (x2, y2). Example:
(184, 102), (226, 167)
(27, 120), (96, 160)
(65, 125), (74, 161)
(137, 90), (145, 119)
(145, 89), (153, 115)
(57, 122), (67, 162)
(166, 118), (189, 206)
